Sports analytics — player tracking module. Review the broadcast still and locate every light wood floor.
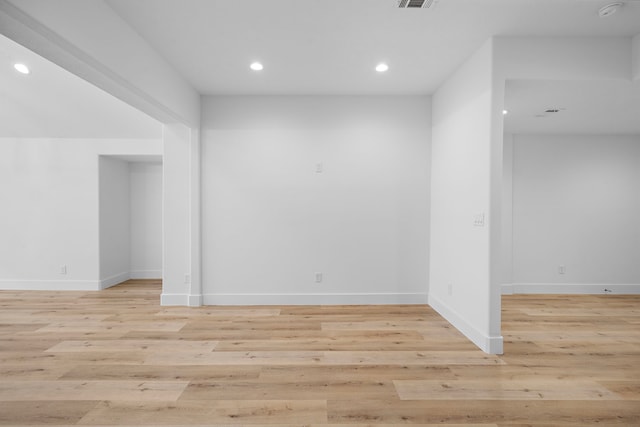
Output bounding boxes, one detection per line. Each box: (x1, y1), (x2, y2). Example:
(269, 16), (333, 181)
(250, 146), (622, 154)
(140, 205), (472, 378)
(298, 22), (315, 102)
(0, 280), (638, 426)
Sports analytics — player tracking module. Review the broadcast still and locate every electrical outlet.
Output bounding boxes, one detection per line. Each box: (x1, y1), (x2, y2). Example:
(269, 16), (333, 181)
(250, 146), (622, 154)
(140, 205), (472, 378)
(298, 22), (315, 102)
(184, 274), (191, 284)
(558, 265), (566, 275)
(315, 272), (323, 283)
(473, 213), (485, 227)
(59, 265), (67, 275)
(315, 162), (323, 173)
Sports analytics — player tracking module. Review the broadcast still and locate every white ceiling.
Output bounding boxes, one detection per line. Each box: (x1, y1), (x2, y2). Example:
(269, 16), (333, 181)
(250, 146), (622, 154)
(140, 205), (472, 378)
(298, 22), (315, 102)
(0, 34), (162, 138)
(2, 1), (640, 138)
(504, 80), (640, 134)
(107, 0), (640, 95)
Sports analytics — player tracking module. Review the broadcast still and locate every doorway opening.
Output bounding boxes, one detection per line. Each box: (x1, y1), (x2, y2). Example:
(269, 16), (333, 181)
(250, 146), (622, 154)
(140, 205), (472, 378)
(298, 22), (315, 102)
(98, 155), (163, 288)
(501, 78), (640, 351)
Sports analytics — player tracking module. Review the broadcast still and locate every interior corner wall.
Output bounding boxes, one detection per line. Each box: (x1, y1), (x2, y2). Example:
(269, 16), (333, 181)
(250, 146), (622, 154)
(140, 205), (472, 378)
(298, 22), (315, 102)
(501, 133), (514, 288)
(633, 34), (640, 81)
(161, 123), (196, 305)
(130, 162), (163, 279)
(511, 134), (640, 294)
(98, 156), (131, 288)
(0, 137), (161, 291)
(200, 96), (431, 305)
(429, 38), (503, 354)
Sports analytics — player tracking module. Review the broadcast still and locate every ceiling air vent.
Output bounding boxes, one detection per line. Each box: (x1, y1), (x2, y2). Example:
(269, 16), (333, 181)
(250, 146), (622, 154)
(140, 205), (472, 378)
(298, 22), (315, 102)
(398, 0), (438, 8)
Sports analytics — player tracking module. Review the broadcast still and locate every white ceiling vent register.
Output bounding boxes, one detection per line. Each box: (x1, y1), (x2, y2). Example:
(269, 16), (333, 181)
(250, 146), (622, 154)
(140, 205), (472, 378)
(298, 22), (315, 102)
(397, 0), (438, 8)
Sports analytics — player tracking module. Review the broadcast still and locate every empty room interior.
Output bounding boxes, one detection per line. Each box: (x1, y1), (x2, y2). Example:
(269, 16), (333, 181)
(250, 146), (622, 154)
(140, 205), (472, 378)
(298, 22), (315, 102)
(0, 0), (639, 425)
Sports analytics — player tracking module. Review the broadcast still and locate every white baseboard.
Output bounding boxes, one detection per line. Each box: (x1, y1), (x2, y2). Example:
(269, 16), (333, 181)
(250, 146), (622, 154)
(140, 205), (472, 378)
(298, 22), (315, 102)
(99, 272), (130, 290)
(428, 293), (503, 355)
(203, 292), (428, 306)
(503, 283), (640, 295)
(0, 272), (146, 292)
(501, 284), (514, 295)
(0, 279), (101, 291)
(161, 293), (189, 306)
(188, 294), (203, 307)
(130, 270), (162, 279)
(160, 294), (205, 306)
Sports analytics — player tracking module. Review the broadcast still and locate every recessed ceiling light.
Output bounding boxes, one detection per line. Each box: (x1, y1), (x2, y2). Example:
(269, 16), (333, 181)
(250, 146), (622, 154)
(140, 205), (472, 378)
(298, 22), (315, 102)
(250, 62), (264, 71)
(598, 2), (622, 18)
(376, 63), (389, 73)
(502, 109), (509, 115)
(14, 63), (30, 74)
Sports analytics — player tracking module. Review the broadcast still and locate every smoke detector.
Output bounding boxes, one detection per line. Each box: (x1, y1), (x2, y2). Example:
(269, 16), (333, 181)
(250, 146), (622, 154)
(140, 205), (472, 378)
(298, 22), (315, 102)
(397, 0), (438, 8)
(598, 2), (622, 17)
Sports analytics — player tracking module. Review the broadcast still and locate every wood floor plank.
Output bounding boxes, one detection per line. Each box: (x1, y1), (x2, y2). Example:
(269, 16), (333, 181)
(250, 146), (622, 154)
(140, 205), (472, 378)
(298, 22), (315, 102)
(259, 365), (457, 382)
(323, 350), (505, 366)
(0, 313), (112, 324)
(0, 380), (189, 401)
(0, 401), (99, 425)
(144, 350), (325, 365)
(145, 349), (504, 366)
(0, 364), (75, 380)
(0, 339), (59, 352)
(519, 307), (640, 317)
(35, 320), (186, 333)
(394, 379), (622, 400)
(155, 308), (281, 317)
(179, 379), (397, 400)
(179, 319), (322, 332)
(77, 400), (327, 425)
(327, 399), (640, 425)
(60, 365), (261, 381)
(123, 328), (426, 341)
(0, 323), (48, 333)
(321, 320), (442, 330)
(448, 365), (543, 380)
(45, 339), (218, 353)
(499, 353), (640, 368)
(0, 351), (147, 365)
(214, 337), (475, 351)
(598, 381), (640, 400)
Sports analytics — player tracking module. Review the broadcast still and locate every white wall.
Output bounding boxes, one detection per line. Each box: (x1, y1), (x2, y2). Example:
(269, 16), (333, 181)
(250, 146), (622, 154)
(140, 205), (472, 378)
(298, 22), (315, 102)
(161, 124), (200, 305)
(510, 134), (640, 293)
(501, 133), (514, 287)
(429, 39), (503, 354)
(130, 162), (163, 279)
(633, 34), (640, 81)
(98, 156), (130, 287)
(0, 138), (161, 290)
(200, 96), (431, 304)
